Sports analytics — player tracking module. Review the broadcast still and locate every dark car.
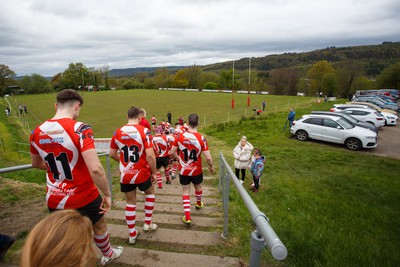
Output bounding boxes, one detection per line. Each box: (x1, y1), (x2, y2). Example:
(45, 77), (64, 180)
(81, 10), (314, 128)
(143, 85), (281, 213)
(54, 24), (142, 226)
(311, 111), (378, 133)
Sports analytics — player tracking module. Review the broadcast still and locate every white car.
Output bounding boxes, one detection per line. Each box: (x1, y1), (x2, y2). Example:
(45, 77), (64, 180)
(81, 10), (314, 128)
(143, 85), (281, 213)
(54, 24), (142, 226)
(338, 108), (385, 128)
(290, 114), (378, 150)
(381, 111), (398, 125)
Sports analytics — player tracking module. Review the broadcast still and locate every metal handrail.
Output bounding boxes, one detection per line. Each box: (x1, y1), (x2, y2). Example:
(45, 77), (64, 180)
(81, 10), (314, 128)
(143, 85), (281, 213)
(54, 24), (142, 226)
(219, 151), (287, 264)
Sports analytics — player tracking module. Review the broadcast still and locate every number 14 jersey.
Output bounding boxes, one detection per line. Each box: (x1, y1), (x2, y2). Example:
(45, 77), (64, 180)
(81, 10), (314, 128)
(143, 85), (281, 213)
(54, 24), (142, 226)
(173, 131), (209, 176)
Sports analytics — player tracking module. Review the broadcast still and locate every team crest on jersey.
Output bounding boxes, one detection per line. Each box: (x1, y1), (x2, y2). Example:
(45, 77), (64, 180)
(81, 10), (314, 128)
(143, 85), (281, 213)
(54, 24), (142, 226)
(76, 124), (92, 134)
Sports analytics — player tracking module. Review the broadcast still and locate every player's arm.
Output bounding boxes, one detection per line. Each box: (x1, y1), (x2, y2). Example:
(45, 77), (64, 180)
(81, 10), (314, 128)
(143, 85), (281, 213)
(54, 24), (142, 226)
(82, 148), (112, 214)
(30, 153), (48, 170)
(145, 147), (157, 182)
(109, 147), (119, 162)
(170, 145), (179, 160)
(203, 150), (214, 173)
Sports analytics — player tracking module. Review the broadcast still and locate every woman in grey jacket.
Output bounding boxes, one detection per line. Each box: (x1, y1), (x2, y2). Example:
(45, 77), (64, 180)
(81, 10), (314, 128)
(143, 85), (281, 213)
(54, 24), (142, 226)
(233, 136), (253, 184)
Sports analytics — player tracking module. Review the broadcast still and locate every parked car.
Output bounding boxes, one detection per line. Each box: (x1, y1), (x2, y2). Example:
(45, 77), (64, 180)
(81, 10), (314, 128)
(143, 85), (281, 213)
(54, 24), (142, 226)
(353, 97), (400, 112)
(312, 111), (378, 133)
(345, 101), (398, 115)
(290, 114), (377, 150)
(330, 104), (372, 112)
(355, 95), (399, 107)
(338, 108), (385, 128)
(381, 111), (398, 126)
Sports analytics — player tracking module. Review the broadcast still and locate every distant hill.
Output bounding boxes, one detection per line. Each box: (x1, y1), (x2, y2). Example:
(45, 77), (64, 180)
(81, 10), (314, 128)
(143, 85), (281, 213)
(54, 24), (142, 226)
(109, 66), (185, 77)
(203, 42), (400, 73)
(110, 42), (400, 77)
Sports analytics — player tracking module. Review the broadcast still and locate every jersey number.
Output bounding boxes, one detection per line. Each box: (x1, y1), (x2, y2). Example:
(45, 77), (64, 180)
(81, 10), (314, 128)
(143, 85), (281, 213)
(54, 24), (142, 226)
(121, 145), (140, 163)
(182, 148), (198, 162)
(44, 152), (73, 180)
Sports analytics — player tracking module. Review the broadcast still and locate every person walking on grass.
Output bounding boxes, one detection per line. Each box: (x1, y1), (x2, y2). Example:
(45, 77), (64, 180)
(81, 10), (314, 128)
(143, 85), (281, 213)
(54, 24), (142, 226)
(170, 114), (214, 225)
(30, 89), (122, 266)
(109, 106), (158, 245)
(233, 136), (253, 185)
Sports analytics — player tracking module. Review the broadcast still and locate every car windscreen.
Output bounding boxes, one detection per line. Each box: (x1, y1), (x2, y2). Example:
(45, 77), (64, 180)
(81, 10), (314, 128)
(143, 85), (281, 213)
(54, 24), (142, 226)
(342, 114), (358, 123)
(337, 118), (354, 129)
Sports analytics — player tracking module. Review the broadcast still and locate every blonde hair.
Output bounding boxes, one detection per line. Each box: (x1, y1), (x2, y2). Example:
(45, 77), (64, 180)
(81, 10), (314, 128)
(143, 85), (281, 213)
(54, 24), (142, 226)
(240, 136), (247, 141)
(21, 209), (96, 267)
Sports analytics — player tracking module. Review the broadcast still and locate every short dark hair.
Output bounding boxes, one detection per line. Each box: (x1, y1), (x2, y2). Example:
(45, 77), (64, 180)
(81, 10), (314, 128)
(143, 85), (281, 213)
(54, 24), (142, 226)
(127, 106), (142, 119)
(56, 89), (84, 105)
(188, 114), (199, 127)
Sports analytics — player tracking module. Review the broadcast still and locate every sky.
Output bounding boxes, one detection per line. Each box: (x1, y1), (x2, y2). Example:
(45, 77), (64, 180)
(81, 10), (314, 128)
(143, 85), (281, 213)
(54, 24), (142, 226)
(1, 0), (399, 77)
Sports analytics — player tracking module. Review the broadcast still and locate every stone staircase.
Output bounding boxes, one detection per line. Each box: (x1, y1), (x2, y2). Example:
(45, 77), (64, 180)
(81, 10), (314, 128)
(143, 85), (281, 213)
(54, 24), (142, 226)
(99, 176), (243, 267)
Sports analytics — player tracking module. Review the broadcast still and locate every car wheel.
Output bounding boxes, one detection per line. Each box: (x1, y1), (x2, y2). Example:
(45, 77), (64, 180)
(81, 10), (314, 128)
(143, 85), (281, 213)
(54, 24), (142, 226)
(296, 130), (308, 141)
(345, 138), (362, 150)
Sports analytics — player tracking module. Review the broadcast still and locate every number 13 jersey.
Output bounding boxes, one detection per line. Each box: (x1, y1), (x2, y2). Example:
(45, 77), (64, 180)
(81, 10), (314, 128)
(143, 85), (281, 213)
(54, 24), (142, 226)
(30, 118), (99, 210)
(110, 124), (153, 184)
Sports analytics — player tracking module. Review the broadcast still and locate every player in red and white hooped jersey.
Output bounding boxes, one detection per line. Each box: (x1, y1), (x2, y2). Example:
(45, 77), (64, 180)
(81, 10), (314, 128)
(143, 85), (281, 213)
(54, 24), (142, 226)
(152, 126), (172, 188)
(151, 115), (157, 131)
(165, 127), (177, 180)
(170, 114), (214, 225)
(30, 89), (122, 265)
(109, 106), (158, 245)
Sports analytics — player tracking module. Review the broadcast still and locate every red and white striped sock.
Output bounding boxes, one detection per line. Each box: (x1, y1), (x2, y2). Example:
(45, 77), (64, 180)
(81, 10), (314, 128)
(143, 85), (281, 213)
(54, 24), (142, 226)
(125, 204), (137, 237)
(144, 194), (155, 225)
(195, 190), (203, 206)
(182, 195), (191, 220)
(172, 162), (178, 174)
(156, 172), (163, 188)
(165, 167), (171, 181)
(94, 231), (113, 257)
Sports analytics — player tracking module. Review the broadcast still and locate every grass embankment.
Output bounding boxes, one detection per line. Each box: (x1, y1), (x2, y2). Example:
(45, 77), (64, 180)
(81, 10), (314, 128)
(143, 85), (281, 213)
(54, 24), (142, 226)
(1, 91), (399, 266)
(205, 107), (400, 267)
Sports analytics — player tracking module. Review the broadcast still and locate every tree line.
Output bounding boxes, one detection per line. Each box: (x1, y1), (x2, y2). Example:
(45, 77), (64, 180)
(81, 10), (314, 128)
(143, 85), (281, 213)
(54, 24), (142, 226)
(1, 43), (399, 97)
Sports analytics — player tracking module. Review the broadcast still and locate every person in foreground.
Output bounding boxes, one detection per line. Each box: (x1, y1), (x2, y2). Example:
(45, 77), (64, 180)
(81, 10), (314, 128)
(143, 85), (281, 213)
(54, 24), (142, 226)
(250, 149), (265, 193)
(29, 89), (123, 266)
(170, 113), (214, 225)
(110, 106), (158, 245)
(21, 209), (96, 267)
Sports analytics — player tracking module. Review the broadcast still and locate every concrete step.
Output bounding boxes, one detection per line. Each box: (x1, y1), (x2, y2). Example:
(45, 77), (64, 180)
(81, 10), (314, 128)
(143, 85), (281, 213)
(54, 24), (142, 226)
(150, 184), (220, 196)
(136, 194), (220, 205)
(107, 210), (222, 227)
(107, 224), (222, 246)
(96, 246), (242, 267)
(114, 200), (221, 215)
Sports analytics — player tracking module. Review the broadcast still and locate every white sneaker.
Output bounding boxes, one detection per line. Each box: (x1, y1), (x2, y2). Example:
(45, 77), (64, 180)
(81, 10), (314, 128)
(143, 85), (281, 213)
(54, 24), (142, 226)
(100, 246), (123, 266)
(128, 231), (140, 244)
(250, 183), (255, 188)
(143, 223), (158, 232)
(240, 180), (244, 184)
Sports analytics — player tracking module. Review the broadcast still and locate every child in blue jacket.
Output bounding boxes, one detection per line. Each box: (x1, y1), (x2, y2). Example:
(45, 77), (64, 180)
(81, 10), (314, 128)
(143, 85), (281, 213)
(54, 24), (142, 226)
(250, 149), (264, 192)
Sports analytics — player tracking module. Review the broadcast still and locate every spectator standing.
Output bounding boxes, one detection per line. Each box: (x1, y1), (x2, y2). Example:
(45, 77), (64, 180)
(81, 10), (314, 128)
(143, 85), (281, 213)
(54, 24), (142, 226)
(233, 136), (253, 184)
(5, 107), (10, 116)
(170, 114), (214, 225)
(167, 111), (172, 124)
(23, 105), (27, 114)
(287, 108), (296, 128)
(21, 209), (96, 267)
(109, 106), (158, 245)
(19, 105), (23, 114)
(29, 89), (123, 266)
(262, 100), (266, 111)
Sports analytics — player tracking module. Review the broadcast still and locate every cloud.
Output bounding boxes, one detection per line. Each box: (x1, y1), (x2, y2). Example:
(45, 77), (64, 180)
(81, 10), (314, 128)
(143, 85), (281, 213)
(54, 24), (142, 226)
(0, 0), (399, 76)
